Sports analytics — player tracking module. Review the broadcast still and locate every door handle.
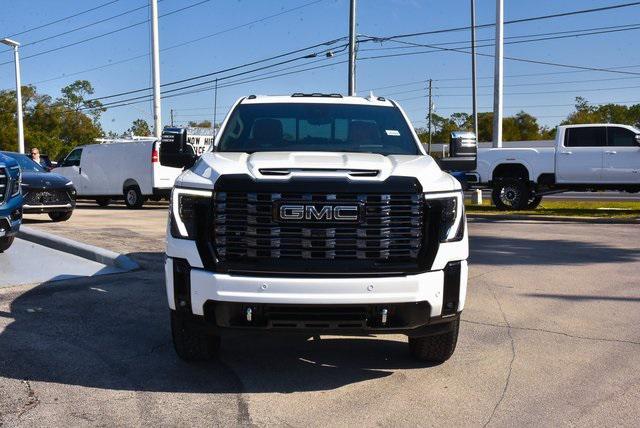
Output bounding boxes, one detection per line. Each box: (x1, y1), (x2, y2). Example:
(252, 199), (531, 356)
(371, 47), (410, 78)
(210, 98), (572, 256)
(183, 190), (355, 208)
(561, 151), (572, 155)
(605, 151), (617, 155)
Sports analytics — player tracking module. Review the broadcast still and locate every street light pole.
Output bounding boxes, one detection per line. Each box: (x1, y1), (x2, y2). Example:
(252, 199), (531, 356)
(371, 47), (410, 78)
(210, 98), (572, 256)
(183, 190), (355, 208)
(347, 0), (356, 96)
(150, 0), (162, 138)
(492, 0), (504, 148)
(1, 38), (25, 154)
(470, 0), (478, 141)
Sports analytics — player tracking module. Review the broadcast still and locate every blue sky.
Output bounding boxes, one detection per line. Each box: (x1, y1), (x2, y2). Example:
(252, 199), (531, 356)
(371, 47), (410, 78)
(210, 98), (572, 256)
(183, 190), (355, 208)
(1, 0), (639, 134)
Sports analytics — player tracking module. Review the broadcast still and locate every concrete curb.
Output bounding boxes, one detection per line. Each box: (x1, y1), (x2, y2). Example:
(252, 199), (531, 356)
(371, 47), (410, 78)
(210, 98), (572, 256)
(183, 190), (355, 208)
(17, 226), (140, 272)
(467, 213), (640, 224)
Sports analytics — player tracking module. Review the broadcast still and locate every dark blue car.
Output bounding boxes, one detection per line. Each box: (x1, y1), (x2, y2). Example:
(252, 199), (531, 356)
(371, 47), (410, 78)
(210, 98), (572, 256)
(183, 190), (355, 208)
(0, 152), (23, 252)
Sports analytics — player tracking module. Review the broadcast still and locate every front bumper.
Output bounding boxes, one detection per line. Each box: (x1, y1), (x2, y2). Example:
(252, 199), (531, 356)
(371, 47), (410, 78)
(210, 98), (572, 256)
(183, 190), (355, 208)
(165, 257), (467, 336)
(22, 203), (74, 214)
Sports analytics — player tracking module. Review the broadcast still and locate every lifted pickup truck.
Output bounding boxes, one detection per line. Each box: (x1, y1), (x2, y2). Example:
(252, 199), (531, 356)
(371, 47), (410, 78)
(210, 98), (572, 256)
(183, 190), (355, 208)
(0, 152), (23, 252)
(160, 93), (476, 364)
(472, 124), (640, 209)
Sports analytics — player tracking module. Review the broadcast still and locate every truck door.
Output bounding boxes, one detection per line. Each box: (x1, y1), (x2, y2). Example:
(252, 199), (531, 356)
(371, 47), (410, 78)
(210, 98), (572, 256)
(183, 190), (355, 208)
(556, 126), (605, 183)
(602, 126), (640, 184)
(55, 148), (86, 193)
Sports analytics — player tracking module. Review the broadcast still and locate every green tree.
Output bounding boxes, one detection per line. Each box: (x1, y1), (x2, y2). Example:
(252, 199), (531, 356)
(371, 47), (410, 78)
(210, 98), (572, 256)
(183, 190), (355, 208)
(127, 119), (151, 136)
(0, 80), (104, 159)
(188, 120), (212, 128)
(563, 97), (640, 128)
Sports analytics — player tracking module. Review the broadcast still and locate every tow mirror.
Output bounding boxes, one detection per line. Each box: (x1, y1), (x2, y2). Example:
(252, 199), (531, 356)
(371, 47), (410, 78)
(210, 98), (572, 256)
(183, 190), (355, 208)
(160, 127), (197, 169)
(437, 131), (477, 172)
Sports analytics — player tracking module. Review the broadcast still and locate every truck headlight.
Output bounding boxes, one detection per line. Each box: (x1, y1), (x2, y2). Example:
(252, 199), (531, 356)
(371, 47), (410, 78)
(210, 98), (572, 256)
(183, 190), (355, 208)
(424, 191), (464, 242)
(12, 168), (21, 197)
(170, 187), (212, 239)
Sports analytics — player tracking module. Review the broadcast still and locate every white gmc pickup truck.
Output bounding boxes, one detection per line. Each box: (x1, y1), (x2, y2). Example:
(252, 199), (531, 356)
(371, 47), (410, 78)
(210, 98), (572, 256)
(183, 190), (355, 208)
(159, 93), (476, 364)
(472, 124), (640, 209)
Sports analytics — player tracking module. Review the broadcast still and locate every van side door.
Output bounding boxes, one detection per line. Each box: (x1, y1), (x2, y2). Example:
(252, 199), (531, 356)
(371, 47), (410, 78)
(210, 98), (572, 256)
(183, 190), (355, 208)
(602, 126), (640, 184)
(555, 126), (605, 184)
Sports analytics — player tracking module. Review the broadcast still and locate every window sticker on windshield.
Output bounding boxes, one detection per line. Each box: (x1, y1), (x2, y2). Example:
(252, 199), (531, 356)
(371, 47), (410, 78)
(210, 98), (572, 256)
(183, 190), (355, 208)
(385, 129), (400, 136)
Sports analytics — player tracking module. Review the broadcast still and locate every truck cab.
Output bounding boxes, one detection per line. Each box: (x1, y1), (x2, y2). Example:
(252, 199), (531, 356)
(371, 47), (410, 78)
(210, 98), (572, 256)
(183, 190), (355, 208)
(160, 93), (475, 364)
(0, 152), (23, 252)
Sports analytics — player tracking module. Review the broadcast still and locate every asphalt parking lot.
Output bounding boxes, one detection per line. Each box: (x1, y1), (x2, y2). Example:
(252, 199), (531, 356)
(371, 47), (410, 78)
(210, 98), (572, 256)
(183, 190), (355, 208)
(0, 203), (638, 426)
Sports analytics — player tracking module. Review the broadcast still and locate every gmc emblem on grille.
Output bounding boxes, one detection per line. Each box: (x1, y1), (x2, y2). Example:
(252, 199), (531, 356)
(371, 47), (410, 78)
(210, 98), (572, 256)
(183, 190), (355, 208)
(277, 204), (360, 222)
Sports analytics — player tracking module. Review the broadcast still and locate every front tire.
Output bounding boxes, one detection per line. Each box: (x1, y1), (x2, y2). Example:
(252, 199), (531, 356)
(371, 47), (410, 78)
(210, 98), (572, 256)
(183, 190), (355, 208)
(408, 318), (459, 364)
(0, 236), (15, 253)
(171, 311), (220, 362)
(48, 211), (73, 222)
(124, 186), (144, 209)
(491, 178), (529, 210)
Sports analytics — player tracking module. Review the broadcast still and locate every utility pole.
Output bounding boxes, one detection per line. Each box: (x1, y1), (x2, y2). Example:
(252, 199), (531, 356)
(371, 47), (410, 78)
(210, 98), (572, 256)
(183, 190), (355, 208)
(347, 0), (356, 96)
(492, 0), (504, 148)
(1, 38), (24, 154)
(213, 79), (218, 135)
(427, 79), (433, 155)
(470, 0), (478, 140)
(150, 0), (162, 138)
(170, 109), (174, 127)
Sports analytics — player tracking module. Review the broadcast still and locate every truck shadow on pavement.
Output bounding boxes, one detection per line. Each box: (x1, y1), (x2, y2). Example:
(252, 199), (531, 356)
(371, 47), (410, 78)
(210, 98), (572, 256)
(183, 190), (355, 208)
(469, 235), (639, 266)
(0, 252), (430, 395)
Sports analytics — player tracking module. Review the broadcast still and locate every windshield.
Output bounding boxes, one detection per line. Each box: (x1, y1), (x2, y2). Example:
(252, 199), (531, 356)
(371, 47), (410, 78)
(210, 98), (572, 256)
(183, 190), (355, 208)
(2, 152), (46, 173)
(217, 103), (421, 155)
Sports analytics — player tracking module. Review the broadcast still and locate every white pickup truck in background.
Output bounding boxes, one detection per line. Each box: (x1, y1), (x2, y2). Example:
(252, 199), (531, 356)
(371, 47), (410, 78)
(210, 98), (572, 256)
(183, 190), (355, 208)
(471, 124), (640, 209)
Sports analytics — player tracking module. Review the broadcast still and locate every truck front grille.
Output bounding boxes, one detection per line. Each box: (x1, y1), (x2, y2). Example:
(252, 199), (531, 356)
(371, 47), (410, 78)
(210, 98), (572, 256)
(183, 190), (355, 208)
(0, 168), (6, 203)
(214, 192), (423, 261)
(204, 175), (438, 275)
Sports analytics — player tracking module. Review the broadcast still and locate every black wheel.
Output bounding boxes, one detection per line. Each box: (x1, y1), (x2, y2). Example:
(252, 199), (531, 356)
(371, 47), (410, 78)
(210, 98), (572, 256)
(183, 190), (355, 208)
(491, 179), (529, 210)
(526, 195), (543, 210)
(171, 311), (220, 362)
(408, 318), (459, 364)
(48, 211), (73, 222)
(124, 185), (144, 209)
(0, 236), (14, 253)
(96, 197), (110, 207)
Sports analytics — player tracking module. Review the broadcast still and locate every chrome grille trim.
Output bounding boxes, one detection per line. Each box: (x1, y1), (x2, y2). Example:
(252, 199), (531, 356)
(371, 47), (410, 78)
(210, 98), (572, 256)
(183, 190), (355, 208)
(0, 167), (7, 203)
(214, 192), (424, 261)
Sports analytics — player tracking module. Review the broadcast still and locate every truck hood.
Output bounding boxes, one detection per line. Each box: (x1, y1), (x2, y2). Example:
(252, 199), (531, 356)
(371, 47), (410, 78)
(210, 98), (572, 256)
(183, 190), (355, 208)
(176, 151), (459, 193)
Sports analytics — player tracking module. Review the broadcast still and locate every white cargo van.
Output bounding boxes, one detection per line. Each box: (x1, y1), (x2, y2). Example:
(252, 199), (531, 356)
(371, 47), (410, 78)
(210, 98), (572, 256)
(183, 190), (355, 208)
(55, 137), (182, 209)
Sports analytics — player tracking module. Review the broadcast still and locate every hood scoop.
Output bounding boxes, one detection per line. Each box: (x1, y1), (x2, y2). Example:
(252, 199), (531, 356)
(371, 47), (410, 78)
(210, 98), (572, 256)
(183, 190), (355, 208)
(259, 168), (379, 178)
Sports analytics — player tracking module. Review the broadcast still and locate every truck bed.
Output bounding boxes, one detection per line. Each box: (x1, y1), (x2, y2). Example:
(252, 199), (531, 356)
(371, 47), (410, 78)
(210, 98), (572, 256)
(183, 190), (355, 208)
(476, 146), (555, 184)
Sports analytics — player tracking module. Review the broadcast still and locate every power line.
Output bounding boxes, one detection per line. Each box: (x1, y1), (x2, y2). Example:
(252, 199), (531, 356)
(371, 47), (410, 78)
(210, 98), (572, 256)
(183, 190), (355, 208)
(396, 82), (640, 100)
(86, 39), (347, 102)
(85, 17), (640, 106)
(5, 0), (120, 38)
(360, 21), (640, 54)
(25, 0), (328, 87)
(366, 1), (640, 42)
(0, 0), (210, 67)
(7, 1), (156, 52)
(68, 2), (640, 112)
(90, 59), (348, 111)
(360, 34), (640, 77)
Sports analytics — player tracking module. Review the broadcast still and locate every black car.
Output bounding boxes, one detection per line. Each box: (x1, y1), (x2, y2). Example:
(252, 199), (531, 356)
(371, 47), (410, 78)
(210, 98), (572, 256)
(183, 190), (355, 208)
(1, 152), (76, 222)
